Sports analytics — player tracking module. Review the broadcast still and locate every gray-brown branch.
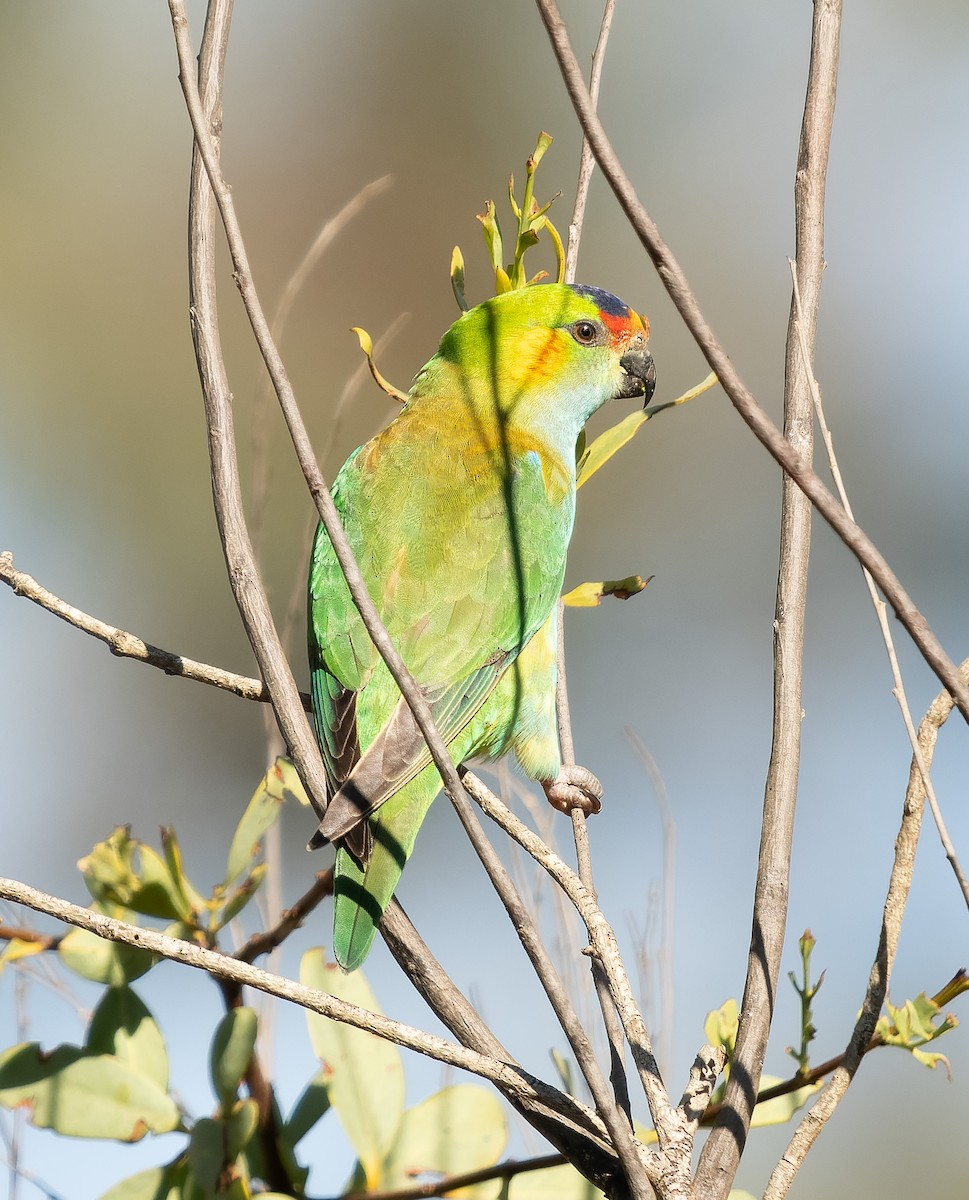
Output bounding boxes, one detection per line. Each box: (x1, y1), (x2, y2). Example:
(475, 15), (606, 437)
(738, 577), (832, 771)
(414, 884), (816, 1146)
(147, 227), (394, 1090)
(534, 0), (969, 728)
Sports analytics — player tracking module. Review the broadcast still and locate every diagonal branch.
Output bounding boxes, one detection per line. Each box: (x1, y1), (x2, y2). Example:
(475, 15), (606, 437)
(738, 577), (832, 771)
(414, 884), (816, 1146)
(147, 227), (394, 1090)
(534, 0), (969, 728)
(0, 551), (305, 708)
(762, 663), (944, 1198)
(696, 4), (840, 1192)
(0, 875), (589, 1122)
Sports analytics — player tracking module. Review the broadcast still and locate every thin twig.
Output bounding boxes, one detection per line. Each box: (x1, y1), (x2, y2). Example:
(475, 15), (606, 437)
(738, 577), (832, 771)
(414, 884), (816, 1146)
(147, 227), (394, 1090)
(565, 0), (616, 282)
(0, 926), (61, 951)
(233, 870), (334, 965)
(762, 664), (935, 1197)
(380, 902), (628, 1192)
(462, 768), (709, 1186)
(557, 0), (634, 1132)
(624, 731), (676, 1081)
(787, 261), (969, 910)
(534, 0), (969, 728)
(0, 551), (303, 707)
(340, 1153), (566, 1200)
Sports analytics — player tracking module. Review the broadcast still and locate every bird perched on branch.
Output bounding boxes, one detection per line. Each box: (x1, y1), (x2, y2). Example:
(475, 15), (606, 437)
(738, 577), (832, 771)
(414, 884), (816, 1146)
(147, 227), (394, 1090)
(308, 282), (655, 969)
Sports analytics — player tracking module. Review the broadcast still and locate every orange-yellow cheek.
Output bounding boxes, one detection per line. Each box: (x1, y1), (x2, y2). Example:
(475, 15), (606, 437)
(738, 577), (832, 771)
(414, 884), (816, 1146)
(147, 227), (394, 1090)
(504, 328), (566, 391)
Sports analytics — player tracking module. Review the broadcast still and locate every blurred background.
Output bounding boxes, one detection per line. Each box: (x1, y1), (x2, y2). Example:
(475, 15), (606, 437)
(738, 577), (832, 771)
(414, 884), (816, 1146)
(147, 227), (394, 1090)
(2, 1), (968, 1195)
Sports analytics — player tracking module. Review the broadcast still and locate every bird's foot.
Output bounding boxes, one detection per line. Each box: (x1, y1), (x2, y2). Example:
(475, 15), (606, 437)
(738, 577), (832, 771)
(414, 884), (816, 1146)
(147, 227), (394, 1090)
(542, 765), (603, 815)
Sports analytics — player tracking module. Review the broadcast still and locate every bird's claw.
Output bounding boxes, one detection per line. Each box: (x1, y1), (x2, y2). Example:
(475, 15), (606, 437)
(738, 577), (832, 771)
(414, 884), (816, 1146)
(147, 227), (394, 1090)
(542, 765), (603, 815)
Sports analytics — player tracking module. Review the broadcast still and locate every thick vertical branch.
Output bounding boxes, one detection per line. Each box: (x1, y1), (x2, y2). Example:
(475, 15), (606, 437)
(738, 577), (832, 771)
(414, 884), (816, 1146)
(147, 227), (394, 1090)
(695, 5), (841, 1195)
(175, 0), (331, 824)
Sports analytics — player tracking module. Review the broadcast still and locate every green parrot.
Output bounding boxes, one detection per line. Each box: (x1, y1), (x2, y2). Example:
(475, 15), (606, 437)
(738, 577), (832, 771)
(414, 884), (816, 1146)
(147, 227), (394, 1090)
(308, 282), (655, 970)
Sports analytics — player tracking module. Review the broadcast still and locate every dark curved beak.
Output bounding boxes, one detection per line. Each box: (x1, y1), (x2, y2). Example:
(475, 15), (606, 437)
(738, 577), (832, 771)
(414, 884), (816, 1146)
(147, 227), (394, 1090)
(619, 346), (656, 407)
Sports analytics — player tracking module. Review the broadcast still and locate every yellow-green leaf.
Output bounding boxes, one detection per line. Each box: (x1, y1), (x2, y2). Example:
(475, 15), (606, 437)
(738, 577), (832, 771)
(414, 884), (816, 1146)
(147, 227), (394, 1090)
(705, 999), (739, 1058)
(451, 245), (468, 311)
(211, 1007), (258, 1110)
(225, 760), (292, 887)
(86, 987), (169, 1093)
(0, 1044), (180, 1140)
(749, 1075), (821, 1128)
(59, 927), (154, 986)
(98, 1162), (188, 1200)
(576, 410), (649, 489)
(300, 949), (404, 1189)
(0, 937), (46, 972)
(351, 327), (408, 403)
(510, 1162), (603, 1199)
(562, 576), (650, 608)
(381, 1085), (507, 1192)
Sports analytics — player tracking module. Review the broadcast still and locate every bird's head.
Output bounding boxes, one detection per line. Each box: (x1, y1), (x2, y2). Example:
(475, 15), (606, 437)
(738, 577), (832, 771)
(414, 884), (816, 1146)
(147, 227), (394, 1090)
(423, 283), (655, 452)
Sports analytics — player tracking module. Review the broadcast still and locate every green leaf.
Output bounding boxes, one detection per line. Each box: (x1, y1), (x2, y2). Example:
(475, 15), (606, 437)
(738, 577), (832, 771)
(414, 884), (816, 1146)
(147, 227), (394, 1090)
(876, 992), (958, 1075)
(576, 410), (649, 489)
(510, 1162), (603, 1198)
(86, 987), (169, 1093)
(226, 1098), (259, 1161)
(562, 576), (649, 608)
(160, 827), (208, 922)
(188, 1117), (225, 1194)
(576, 372), (719, 488)
(476, 201), (503, 274)
(381, 1085), (506, 1192)
(218, 863), (268, 929)
(300, 949), (404, 1189)
(98, 1160), (190, 1200)
(0, 937), (46, 972)
(531, 130), (553, 169)
(0, 1043), (180, 1140)
(225, 762), (292, 888)
(77, 827), (191, 922)
(705, 999), (739, 1059)
(749, 1075), (821, 1127)
(58, 927), (154, 986)
(210, 1008), (258, 1111)
(284, 1068), (331, 1147)
(451, 245), (468, 311)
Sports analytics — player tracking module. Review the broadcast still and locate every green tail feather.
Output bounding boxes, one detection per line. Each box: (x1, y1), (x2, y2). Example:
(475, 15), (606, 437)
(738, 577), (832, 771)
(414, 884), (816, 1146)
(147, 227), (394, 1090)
(332, 767), (443, 971)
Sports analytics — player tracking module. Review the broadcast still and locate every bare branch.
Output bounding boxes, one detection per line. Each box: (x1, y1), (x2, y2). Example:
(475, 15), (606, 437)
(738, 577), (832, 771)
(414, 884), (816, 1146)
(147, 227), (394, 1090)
(763, 666), (937, 1197)
(462, 768), (702, 1179)
(234, 869), (334, 965)
(565, 0), (616, 281)
(697, 5), (840, 1192)
(0, 874), (596, 1120)
(557, 1), (633, 1131)
(534, 0), (969, 728)
(0, 551), (305, 708)
(379, 902), (629, 1192)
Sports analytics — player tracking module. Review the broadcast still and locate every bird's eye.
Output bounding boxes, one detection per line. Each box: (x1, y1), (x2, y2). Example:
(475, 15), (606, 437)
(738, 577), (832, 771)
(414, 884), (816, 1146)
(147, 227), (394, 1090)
(570, 320), (601, 345)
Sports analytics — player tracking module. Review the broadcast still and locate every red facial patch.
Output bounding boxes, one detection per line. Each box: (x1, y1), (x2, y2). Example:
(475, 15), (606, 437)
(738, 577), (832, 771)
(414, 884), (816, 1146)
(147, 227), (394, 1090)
(600, 307), (649, 350)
